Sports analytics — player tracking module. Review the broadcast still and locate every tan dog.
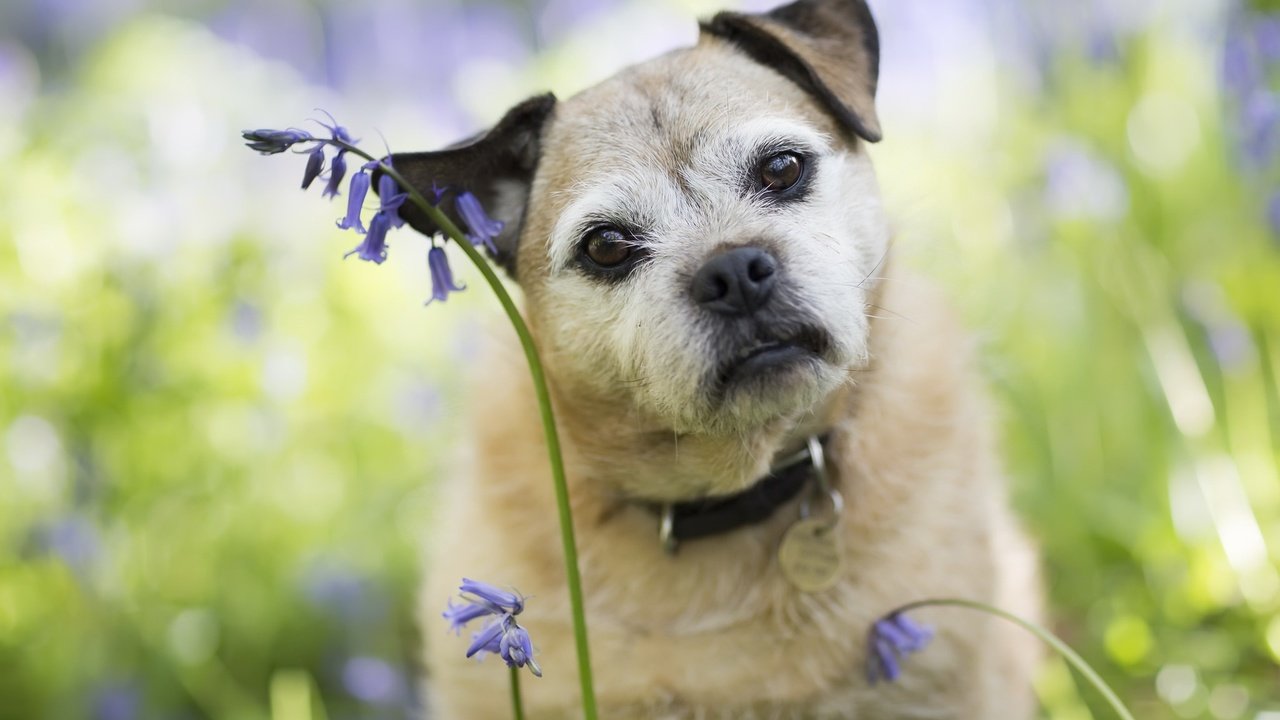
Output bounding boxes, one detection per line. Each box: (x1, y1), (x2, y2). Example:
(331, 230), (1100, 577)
(386, 0), (1041, 716)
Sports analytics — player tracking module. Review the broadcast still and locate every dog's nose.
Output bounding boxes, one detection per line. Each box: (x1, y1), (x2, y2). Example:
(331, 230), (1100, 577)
(691, 247), (778, 315)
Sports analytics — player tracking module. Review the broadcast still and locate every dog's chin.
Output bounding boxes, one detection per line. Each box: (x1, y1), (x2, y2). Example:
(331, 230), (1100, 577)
(696, 325), (848, 430)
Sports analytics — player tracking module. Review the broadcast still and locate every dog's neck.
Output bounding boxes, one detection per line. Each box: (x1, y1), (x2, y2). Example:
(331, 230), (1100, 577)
(550, 372), (852, 506)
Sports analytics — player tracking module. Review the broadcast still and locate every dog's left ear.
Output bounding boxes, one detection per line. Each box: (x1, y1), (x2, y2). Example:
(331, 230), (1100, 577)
(374, 93), (557, 278)
(701, 0), (881, 142)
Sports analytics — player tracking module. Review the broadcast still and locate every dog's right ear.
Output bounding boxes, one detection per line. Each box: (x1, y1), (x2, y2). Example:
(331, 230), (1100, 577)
(375, 93), (556, 279)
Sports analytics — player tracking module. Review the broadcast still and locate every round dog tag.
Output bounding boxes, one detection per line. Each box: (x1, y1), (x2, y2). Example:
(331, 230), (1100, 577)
(778, 518), (843, 593)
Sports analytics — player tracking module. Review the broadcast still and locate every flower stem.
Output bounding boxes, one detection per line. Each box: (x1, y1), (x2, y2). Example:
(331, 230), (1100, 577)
(336, 142), (599, 719)
(895, 598), (1135, 720)
(510, 665), (525, 720)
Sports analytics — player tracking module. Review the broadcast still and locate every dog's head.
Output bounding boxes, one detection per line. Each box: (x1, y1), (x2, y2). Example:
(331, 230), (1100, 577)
(390, 0), (887, 437)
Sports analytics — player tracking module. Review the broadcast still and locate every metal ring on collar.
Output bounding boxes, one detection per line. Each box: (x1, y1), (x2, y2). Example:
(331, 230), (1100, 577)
(659, 504), (677, 554)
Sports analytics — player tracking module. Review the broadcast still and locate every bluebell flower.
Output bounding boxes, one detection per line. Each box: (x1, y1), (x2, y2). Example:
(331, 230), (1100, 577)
(378, 172), (409, 228)
(445, 578), (540, 676)
(301, 146), (325, 190)
(345, 211), (392, 264)
(324, 151), (348, 198)
(320, 116), (354, 146)
(866, 612), (933, 684)
(455, 191), (504, 255)
(426, 246), (466, 304)
(444, 599), (497, 633)
(460, 577), (525, 614)
(242, 128), (312, 154)
(466, 615), (543, 678)
(336, 168), (372, 232)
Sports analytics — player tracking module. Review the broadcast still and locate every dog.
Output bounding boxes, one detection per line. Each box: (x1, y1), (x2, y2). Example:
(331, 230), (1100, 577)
(383, 0), (1042, 716)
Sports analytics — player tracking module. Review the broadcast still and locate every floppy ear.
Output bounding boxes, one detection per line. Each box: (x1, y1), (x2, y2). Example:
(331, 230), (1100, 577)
(701, 0), (881, 142)
(375, 93), (556, 278)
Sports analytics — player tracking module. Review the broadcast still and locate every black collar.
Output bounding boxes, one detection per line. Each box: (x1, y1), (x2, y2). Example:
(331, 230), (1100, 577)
(653, 434), (829, 552)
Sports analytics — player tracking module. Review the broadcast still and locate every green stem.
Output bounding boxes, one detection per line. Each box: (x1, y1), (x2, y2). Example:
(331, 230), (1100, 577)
(510, 666), (525, 720)
(338, 144), (599, 719)
(895, 598), (1135, 720)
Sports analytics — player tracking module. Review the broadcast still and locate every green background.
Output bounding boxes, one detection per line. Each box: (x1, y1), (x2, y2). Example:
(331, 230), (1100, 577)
(1, 0), (1278, 718)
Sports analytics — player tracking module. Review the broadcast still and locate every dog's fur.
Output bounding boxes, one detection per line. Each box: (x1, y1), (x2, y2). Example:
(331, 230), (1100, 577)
(390, 0), (1042, 716)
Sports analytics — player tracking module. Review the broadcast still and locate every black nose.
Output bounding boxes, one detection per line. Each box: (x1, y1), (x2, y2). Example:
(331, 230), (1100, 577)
(691, 247), (778, 316)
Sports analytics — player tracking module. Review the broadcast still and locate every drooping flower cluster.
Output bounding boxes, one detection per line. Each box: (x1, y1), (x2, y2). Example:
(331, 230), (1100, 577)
(443, 578), (542, 677)
(242, 113), (508, 305)
(866, 611), (933, 684)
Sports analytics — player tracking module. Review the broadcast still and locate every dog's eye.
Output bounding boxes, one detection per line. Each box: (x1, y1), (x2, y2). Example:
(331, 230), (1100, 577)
(759, 152), (804, 192)
(584, 227), (634, 268)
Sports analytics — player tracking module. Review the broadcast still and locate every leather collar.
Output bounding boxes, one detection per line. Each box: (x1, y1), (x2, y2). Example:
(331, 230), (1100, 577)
(653, 434), (829, 552)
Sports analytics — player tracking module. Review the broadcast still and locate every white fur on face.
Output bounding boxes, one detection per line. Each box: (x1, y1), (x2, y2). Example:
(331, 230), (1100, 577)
(537, 114), (890, 434)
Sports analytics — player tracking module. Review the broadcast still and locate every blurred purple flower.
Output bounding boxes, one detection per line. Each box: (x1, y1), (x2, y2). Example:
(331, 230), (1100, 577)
(301, 145), (325, 190)
(1241, 91), (1279, 166)
(1255, 15), (1280, 62)
(1222, 30), (1257, 99)
(1208, 323), (1255, 372)
(1181, 281), (1256, 373)
(376, 172), (408, 228)
(866, 612), (933, 684)
(341, 656), (406, 705)
(301, 564), (384, 625)
(455, 191), (504, 255)
(229, 300), (263, 343)
(92, 683), (140, 720)
(242, 128), (312, 155)
(323, 151), (348, 198)
(336, 167), (372, 232)
(426, 246), (465, 304)
(536, 0), (621, 45)
(345, 210), (391, 264)
(29, 514), (99, 577)
(1044, 140), (1129, 221)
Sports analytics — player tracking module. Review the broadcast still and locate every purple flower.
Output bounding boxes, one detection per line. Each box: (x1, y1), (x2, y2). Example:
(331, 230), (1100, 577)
(345, 211), (392, 264)
(466, 615), (543, 677)
(445, 578), (540, 676)
(242, 128), (312, 154)
(460, 577), (524, 614)
(1255, 15), (1280, 62)
(301, 146), (325, 190)
(341, 656), (406, 705)
(323, 151), (348, 198)
(92, 683), (140, 720)
(426, 246), (466, 304)
(444, 599), (496, 634)
(336, 168), (371, 232)
(377, 172), (408, 228)
(455, 191), (504, 255)
(320, 116), (354, 146)
(866, 612), (933, 684)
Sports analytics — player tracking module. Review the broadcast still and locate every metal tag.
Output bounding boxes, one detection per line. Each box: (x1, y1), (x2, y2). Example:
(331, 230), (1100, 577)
(778, 517), (843, 593)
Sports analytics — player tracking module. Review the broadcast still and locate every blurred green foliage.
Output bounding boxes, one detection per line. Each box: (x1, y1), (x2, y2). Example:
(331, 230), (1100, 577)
(0, 1), (1278, 719)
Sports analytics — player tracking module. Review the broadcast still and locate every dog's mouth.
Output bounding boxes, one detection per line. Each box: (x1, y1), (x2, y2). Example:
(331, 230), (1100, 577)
(713, 325), (832, 392)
